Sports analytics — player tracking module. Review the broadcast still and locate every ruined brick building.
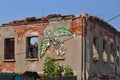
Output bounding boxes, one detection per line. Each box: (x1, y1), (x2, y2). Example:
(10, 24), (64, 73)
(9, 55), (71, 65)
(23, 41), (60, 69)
(0, 13), (120, 80)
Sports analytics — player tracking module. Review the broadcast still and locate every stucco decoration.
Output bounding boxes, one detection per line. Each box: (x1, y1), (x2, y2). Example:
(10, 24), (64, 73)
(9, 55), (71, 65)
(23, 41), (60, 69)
(40, 27), (74, 58)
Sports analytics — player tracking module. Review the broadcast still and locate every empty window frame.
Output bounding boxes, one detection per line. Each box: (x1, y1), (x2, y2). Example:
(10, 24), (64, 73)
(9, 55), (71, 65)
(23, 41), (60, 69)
(4, 38), (15, 60)
(117, 51), (119, 66)
(26, 36), (38, 59)
(92, 37), (99, 60)
(103, 41), (107, 61)
(110, 44), (114, 63)
(110, 54), (114, 63)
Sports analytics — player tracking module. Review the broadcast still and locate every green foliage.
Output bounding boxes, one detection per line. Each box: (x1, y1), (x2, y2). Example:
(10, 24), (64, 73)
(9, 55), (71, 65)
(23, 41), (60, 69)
(43, 57), (74, 80)
(64, 65), (74, 77)
(43, 56), (61, 80)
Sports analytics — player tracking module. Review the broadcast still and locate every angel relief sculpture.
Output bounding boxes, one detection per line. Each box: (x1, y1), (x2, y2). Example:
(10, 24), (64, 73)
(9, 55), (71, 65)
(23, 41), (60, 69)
(40, 26), (74, 58)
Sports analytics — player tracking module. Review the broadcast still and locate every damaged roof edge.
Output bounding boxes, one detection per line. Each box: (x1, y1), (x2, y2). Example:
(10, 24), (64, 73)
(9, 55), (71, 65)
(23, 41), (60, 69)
(80, 13), (120, 37)
(1, 14), (75, 26)
(0, 13), (120, 37)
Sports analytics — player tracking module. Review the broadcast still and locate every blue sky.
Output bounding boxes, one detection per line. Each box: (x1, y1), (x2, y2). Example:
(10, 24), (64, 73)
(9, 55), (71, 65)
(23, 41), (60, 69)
(0, 0), (120, 31)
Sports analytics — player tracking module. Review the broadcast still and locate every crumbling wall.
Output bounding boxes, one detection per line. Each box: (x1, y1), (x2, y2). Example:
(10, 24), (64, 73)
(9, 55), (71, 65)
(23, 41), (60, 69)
(0, 26), (16, 73)
(0, 14), (120, 80)
(0, 14), (84, 80)
(85, 15), (120, 80)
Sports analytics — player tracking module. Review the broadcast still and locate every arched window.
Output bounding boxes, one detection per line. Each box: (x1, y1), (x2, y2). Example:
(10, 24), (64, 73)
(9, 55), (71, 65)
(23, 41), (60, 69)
(110, 44), (114, 63)
(103, 41), (107, 61)
(92, 37), (99, 60)
(117, 47), (120, 66)
(110, 54), (114, 63)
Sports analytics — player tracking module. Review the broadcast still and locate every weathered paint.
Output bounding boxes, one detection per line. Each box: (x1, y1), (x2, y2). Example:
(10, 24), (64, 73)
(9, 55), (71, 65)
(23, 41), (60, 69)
(0, 14), (120, 80)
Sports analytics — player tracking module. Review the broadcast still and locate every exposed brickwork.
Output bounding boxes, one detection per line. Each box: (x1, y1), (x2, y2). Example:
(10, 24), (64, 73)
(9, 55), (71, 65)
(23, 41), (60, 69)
(98, 27), (115, 39)
(14, 23), (49, 44)
(0, 13), (120, 80)
(89, 23), (95, 31)
(0, 61), (15, 73)
(70, 19), (83, 35)
(1, 14), (120, 38)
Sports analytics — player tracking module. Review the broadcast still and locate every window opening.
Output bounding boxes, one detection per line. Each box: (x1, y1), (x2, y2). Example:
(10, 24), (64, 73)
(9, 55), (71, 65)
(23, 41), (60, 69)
(117, 50), (119, 66)
(110, 54), (114, 63)
(93, 37), (99, 60)
(4, 38), (15, 59)
(103, 41), (107, 61)
(110, 44), (114, 63)
(26, 36), (38, 59)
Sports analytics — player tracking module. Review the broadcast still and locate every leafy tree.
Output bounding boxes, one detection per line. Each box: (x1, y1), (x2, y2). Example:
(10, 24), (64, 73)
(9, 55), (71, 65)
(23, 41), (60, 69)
(43, 56), (61, 80)
(64, 65), (74, 77)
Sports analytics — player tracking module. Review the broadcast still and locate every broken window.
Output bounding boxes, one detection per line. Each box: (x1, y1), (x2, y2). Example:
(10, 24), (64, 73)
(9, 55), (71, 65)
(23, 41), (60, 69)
(4, 38), (15, 60)
(103, 41), (107, 61)
(26, 36), (38, 59)
(117, 57), (119, 66)
(117, 48), (120, 66)
(110, 54), (114, 63)
(110, 44), (114, 63)
(92, 37), (99, 60)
